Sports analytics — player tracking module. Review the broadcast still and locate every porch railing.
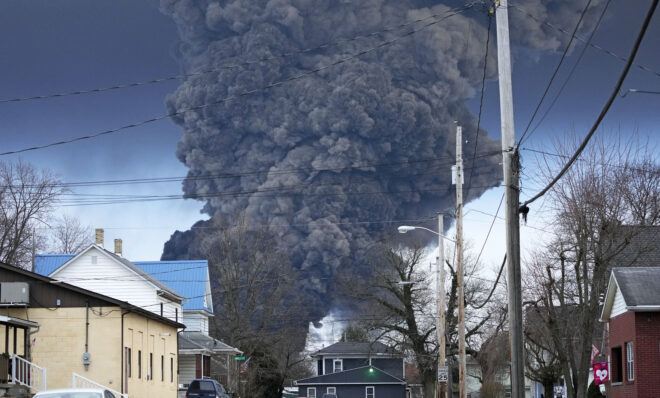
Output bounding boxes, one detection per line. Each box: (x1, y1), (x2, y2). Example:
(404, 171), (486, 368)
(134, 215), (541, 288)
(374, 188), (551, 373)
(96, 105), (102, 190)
(11, 354), (47, 393)
(72, 372), (128, 398)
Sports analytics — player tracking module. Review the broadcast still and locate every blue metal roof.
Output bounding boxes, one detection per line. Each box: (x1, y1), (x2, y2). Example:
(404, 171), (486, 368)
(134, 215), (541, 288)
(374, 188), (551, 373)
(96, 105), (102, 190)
(34, 254), (213, 313)
(34, 254), (74, 276)
(133, 260), (213, 313)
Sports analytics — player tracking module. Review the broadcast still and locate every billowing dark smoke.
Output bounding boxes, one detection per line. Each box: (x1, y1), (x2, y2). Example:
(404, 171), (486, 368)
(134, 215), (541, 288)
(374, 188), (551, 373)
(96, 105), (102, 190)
(160, 0), (604, 322)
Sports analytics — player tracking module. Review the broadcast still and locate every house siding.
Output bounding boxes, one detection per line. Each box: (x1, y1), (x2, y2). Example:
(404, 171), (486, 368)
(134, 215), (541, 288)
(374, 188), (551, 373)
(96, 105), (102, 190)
(182, 312), (209, 334)
(298, 384), (405, 398)
(51, 248), (182, 322)
(372, 358), (403, 379)
(611, 287), (627, 318)
(179, 354), (197, 387)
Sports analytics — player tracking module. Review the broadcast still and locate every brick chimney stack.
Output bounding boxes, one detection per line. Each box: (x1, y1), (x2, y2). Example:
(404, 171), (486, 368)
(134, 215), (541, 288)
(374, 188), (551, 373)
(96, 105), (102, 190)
(95, 229), (104, 247)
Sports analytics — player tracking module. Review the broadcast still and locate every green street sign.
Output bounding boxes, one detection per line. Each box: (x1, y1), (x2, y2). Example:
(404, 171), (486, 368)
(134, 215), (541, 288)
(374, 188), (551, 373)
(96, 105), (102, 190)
(234, 356), (246, 360)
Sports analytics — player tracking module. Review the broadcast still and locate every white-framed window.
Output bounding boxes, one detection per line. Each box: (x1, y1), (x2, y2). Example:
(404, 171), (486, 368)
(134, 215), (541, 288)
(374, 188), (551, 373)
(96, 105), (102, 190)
(333, 359), (343, 373)
(626, 341), (634, 381)
(307, 387), (316, 398)
(327, 387), (336, 395)
(366, 386), (375, 398)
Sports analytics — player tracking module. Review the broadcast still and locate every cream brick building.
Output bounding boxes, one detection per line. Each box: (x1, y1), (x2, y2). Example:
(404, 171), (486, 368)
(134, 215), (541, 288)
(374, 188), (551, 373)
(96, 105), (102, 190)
(0, 262), (184, 398)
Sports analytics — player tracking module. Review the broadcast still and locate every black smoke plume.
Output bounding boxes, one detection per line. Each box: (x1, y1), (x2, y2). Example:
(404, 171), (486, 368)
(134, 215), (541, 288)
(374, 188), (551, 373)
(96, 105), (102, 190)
(160, 0), (604, 324)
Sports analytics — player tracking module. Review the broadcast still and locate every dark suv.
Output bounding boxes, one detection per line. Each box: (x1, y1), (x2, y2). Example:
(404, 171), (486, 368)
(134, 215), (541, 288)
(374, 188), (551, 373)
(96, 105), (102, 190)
(186, 379), (230, 398)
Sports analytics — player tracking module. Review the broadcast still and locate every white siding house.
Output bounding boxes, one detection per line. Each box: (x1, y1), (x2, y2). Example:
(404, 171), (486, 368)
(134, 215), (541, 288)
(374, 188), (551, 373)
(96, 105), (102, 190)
(48, 244), (183, 322)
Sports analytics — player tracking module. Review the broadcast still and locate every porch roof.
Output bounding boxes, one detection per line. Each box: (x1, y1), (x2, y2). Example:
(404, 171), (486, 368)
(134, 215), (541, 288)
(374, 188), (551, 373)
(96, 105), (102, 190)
(0, 315), (38, 329)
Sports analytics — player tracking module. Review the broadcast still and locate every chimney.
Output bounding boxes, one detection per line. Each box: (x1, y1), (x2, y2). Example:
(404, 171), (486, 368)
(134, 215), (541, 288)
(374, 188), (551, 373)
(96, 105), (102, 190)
(95, 229), (104, 247)
(114, 239), (123, 257)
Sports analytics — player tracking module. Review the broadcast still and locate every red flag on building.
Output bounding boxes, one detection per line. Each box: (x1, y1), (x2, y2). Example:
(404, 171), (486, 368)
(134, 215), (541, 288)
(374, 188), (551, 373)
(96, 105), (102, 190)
(593, 362), (609, 386)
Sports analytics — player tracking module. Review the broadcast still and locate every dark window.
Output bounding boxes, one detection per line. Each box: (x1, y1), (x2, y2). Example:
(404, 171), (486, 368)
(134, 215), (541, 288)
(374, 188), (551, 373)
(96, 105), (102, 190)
(170, 357), (174, 383)
(612, 346), (623, 383)
(161, 355), (165, 381)
(189, 380), (215, 392)
(150, 353), (153, 380)
(626, 342), (634, 381)
(138, 350), (142, 379)
(127, 348), (132, 378)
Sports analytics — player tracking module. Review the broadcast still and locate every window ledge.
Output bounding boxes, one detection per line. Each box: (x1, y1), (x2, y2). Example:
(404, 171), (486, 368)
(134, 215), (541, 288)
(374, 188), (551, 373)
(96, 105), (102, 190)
(611, 382), (623, 387)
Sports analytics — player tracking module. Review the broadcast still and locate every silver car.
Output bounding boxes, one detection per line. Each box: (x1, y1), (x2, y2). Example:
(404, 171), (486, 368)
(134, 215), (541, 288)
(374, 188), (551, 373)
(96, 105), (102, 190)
(34, 388), (116, 398)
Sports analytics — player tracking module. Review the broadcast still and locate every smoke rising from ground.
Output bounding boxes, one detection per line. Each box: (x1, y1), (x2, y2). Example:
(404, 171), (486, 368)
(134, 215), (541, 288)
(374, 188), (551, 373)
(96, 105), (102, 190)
(159, 0), (603, 322)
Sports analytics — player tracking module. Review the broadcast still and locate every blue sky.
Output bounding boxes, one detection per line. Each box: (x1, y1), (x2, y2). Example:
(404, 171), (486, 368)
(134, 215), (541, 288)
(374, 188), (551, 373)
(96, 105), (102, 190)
(0, 0), (658, 265)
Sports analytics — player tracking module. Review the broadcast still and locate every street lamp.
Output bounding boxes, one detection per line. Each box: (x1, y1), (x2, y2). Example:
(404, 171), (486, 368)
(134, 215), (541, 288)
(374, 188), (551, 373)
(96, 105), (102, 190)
(398, 215), (451, 398)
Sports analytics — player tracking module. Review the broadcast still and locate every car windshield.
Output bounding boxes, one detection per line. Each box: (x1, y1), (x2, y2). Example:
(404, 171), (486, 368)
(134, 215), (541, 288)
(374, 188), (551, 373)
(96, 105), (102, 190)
(36, 394), (102, 398)
(189, 381), (215, 392)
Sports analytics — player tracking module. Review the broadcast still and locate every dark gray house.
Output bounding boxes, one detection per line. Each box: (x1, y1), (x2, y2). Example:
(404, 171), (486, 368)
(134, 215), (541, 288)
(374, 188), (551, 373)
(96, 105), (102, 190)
(296, 342), (406, 398)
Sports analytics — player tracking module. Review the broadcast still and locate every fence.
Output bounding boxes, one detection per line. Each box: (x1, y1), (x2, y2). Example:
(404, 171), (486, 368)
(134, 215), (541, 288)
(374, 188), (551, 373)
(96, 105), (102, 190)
(72, 372), (128, 398)
(11, 354), (47, 393)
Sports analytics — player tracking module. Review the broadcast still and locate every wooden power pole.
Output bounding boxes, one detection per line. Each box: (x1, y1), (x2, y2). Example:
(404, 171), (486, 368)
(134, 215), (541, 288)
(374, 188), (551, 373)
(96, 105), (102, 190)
(436, 214), (447, 398)
(495, 0), (525, 396)
(454, 124), (466, 398)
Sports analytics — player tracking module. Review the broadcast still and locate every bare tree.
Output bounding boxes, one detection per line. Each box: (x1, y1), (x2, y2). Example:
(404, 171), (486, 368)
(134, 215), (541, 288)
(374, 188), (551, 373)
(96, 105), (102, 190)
(340, 240), (505, 398)
(48, 213), (92, 253)
(199, 214), (309, 397)
(0, 160), (62, 268)
(525, 137), (660, 398)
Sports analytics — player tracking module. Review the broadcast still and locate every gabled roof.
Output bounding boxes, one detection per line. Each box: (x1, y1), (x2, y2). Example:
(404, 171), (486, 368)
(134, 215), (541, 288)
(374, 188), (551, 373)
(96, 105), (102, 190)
(312, 342), (401, 357)
(43, 244), (183, 301)
(601, 267), (660, 321)
(0, 262), (185, 329)
(296, 366), (405, 385)
(133, 260), (212, 313)
(36, 247), (215, 311)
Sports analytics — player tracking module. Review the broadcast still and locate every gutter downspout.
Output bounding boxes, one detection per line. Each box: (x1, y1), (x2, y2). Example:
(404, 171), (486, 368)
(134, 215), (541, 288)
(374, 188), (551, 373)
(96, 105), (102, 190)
(85, 302), (89, 354)
(121, 309), (130, 395)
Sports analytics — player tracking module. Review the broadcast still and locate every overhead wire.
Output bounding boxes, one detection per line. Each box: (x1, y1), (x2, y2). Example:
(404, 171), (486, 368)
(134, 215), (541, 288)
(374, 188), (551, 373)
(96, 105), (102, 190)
(521, 0), (659, 209)
(0, 5), (473, 157)
(465, 10), (493, 195)
(521, 0), (612, 142)
(1, 150), (501, 190)
(516, 0), (595, 147)
(508, 1), (660, 80)
(0, 4), (476, 105)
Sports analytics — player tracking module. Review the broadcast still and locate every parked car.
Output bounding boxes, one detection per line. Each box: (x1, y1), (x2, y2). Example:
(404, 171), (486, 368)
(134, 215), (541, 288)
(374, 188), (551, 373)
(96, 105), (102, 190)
(186, 379), (230, 398)
(34, 388), (116, 398)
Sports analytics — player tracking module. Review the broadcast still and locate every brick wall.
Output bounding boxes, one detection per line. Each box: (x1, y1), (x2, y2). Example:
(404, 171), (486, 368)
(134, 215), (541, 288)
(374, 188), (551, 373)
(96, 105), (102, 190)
(608, 310), (660, 398)
(634, 312), (660, 398)
(609, 311), (635, 398)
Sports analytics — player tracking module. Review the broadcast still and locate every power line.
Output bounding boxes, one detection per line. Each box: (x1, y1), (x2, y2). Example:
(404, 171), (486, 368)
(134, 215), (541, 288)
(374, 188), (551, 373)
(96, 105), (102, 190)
(509, 1), (660, 80)
(516, 0), (595, 147)
(521, 0), (612, 141)
(521, 0), (659, 208)
(519, 147), (660, 173)
(1, 150), (500, 190)
(466, 11), (493, 195)
(0, 6), (472, 157)
(0, 4), (475, 105)
(53, 157), (500, 205)
(59, 184), (502, 207)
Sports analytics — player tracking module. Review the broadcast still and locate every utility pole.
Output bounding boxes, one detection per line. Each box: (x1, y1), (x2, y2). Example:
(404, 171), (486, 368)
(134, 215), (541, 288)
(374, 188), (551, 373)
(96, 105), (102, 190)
(454, 124), (466, 398)
(436, 214), (447, 398)
(495, 0), (525, 397)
